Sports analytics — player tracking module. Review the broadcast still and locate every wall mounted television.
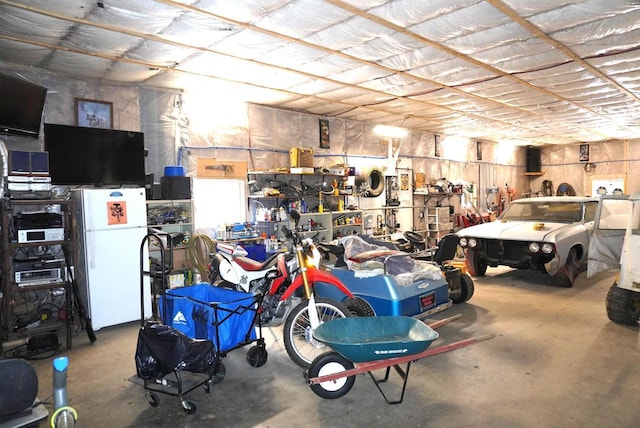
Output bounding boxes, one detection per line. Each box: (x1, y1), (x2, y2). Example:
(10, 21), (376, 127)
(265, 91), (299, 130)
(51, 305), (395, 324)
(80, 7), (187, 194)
(44, 123), (146, 187)
(0, 73), (47, 138)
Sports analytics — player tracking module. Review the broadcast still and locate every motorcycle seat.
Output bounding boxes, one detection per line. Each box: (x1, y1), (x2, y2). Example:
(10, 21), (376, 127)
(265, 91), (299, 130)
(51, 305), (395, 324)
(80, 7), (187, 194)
(234, 251), (281, 271)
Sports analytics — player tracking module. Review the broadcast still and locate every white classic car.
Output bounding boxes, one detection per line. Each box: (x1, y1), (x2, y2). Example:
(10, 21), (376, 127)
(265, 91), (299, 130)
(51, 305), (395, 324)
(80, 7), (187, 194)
(456, 196), (599, 287)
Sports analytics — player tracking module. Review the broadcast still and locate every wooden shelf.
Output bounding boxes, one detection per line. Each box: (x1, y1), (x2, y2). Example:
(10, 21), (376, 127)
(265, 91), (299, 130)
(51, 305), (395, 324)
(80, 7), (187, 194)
(523, 171), (545, 176)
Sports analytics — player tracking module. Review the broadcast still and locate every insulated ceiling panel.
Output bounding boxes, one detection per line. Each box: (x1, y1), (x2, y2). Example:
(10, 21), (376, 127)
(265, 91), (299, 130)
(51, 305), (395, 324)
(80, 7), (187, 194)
(0, 0), (639, 145)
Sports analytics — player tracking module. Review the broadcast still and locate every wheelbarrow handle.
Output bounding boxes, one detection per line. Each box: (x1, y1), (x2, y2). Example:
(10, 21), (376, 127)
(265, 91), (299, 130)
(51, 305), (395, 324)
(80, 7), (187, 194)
(308, 333), (497, 385)
(472, 333), (496, 343)
(426, 313), (462, 329)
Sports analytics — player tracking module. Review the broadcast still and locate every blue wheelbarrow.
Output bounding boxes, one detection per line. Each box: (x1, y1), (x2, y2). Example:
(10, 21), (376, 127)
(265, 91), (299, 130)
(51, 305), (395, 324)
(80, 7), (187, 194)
(305, 314), (494, 404)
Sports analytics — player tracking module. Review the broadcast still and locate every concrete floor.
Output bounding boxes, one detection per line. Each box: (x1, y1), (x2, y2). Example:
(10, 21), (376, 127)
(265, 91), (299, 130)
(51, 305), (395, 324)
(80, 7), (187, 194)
(17, 267), (640, 427)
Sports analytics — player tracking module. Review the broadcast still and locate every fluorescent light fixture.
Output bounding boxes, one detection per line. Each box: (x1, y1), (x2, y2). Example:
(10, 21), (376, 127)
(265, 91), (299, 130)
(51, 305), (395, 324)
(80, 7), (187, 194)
(373, 124), (408, 139)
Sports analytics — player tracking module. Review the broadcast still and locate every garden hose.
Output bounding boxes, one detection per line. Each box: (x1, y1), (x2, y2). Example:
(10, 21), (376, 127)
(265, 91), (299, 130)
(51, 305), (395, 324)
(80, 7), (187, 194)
(187, 233), (216, 283)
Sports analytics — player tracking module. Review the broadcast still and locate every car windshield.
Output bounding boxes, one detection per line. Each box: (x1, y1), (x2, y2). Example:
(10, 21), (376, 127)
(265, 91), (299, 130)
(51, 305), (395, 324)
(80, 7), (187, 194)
(500, 201), (584, 223)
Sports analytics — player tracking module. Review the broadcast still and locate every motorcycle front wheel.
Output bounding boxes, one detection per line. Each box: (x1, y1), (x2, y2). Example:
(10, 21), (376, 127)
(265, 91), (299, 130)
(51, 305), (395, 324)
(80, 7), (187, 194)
(283, 297), (350, 369)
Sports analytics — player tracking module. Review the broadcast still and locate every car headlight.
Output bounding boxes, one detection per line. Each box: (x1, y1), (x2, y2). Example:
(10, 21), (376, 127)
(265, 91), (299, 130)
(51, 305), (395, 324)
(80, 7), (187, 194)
(467, 238), (477, 248)
(528, 242), (540, 253)
(459, 237), (468, 247)
(541, 243), (554, 254)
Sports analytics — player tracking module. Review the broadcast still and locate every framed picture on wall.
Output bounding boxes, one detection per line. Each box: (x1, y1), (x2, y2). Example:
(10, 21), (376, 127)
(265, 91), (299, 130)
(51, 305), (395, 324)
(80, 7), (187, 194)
(579, 144), (589, 162)
(319, 119), (330, 149)
(75, 98), (113, 129)
(400, 173), (409, 191)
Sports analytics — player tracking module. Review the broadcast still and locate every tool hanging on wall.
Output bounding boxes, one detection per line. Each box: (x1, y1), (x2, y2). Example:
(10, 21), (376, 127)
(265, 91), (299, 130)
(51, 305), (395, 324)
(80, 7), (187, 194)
(205, 164), (233, 173)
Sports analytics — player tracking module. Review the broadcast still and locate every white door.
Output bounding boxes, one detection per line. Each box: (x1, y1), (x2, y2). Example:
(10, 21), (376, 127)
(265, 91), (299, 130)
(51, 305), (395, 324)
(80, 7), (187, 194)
(587, 195), (630, 278)
(192, 178), (246, 232)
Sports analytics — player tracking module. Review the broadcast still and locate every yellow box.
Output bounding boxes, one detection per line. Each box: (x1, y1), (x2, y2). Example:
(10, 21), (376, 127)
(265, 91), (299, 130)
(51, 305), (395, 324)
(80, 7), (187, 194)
(289, 148), (314, 168)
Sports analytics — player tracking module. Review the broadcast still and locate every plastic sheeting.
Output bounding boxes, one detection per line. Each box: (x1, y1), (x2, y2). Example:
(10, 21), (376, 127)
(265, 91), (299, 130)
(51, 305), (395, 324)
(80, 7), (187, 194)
(0, 60), (528, 201)
(338, 235), (442, 286)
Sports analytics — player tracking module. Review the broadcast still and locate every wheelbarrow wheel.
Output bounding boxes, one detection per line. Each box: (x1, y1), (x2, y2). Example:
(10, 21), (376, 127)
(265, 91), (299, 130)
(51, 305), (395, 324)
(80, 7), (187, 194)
(308, 352), (356, 400)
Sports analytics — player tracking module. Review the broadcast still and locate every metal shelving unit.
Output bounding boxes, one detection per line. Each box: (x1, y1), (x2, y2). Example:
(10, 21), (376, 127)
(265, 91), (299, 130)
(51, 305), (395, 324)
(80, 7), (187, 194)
(247, 171), (363, 242)
(146, 199), (193, 288)
(0, 198), (77, 351)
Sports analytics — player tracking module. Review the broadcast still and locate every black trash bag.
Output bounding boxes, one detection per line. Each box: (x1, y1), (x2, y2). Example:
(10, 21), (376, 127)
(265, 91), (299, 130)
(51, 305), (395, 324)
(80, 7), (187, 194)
(135, 322), (217, 380)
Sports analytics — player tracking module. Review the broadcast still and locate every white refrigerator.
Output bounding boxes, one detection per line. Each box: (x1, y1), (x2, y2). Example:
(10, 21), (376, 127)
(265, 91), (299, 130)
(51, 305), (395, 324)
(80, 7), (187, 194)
(73, 187), (151, 331)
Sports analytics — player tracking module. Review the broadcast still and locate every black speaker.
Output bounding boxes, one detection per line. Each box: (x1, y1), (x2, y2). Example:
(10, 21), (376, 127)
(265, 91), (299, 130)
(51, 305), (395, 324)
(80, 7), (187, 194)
(161, 176), (191, 200)
(144, 174), (155, 200)
(526, 146), (541, 173)
(151, 183), (162, 200)
(0, 359), (38, 417)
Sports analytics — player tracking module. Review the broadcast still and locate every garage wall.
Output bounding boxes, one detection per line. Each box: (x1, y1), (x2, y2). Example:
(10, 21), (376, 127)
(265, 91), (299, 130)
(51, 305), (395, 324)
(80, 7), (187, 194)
(0, 61), (551, 206)
(0, 62), (142, 163)
(536, 141), (639, 197)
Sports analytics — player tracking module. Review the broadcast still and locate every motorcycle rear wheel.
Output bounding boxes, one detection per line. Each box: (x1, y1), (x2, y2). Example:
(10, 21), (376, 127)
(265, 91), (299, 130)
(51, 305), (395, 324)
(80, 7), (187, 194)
(283, 297), (350, 369)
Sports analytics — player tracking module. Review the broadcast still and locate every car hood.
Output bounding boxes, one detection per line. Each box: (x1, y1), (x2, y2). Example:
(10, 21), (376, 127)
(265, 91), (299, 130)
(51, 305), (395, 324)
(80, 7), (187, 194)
(456, 220), (570, 242)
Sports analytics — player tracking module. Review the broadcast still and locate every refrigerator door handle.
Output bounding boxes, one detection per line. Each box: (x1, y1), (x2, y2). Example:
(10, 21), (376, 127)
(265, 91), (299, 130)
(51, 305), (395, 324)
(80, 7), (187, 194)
(88, 236), (96, 269)
(85, 192), (94, 230)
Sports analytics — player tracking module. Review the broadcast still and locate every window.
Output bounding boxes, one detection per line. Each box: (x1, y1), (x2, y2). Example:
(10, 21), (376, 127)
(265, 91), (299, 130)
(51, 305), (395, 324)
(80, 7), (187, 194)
(583, 202), (598, 222)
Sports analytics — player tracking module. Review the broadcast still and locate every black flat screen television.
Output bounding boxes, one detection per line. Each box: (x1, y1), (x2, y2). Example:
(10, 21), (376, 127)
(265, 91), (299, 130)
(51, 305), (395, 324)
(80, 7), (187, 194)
(44, 123), (146, 186)
(0, 73), (47, 138)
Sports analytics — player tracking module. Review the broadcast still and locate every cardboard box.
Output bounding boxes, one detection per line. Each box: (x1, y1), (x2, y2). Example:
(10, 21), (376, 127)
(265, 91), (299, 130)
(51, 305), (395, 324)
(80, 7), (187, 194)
(196, 158), (247, 179)
(289, 148), (314, 168)
(172, 247), (189, 270)
(290, 167), (314, 174)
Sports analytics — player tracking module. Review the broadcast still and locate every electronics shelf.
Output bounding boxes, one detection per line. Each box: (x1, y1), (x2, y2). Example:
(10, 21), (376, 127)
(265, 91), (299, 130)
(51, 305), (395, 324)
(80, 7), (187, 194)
(0, 198), (77, 351)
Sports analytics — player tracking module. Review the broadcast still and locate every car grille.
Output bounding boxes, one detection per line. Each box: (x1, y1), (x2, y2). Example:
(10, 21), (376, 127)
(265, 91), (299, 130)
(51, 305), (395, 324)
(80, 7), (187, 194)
(479, 239), (554, 268)
(484, 239), (525, 261)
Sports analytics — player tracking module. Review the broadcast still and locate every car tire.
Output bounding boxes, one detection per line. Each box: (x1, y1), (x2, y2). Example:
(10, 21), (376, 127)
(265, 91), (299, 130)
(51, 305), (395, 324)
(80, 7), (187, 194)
(344, 297), (376, 317)
(554, 247), (578, 287)
(465, 248), (487, 277)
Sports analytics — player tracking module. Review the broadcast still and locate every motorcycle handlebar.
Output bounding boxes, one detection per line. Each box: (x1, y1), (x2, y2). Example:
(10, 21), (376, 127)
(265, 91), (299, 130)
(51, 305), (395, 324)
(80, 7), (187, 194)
(281, 225), (294, 239)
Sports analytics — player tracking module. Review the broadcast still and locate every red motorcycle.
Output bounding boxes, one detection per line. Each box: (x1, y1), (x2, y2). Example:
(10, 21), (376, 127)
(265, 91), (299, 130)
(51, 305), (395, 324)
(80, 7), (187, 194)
(211, 210), (354, 369)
